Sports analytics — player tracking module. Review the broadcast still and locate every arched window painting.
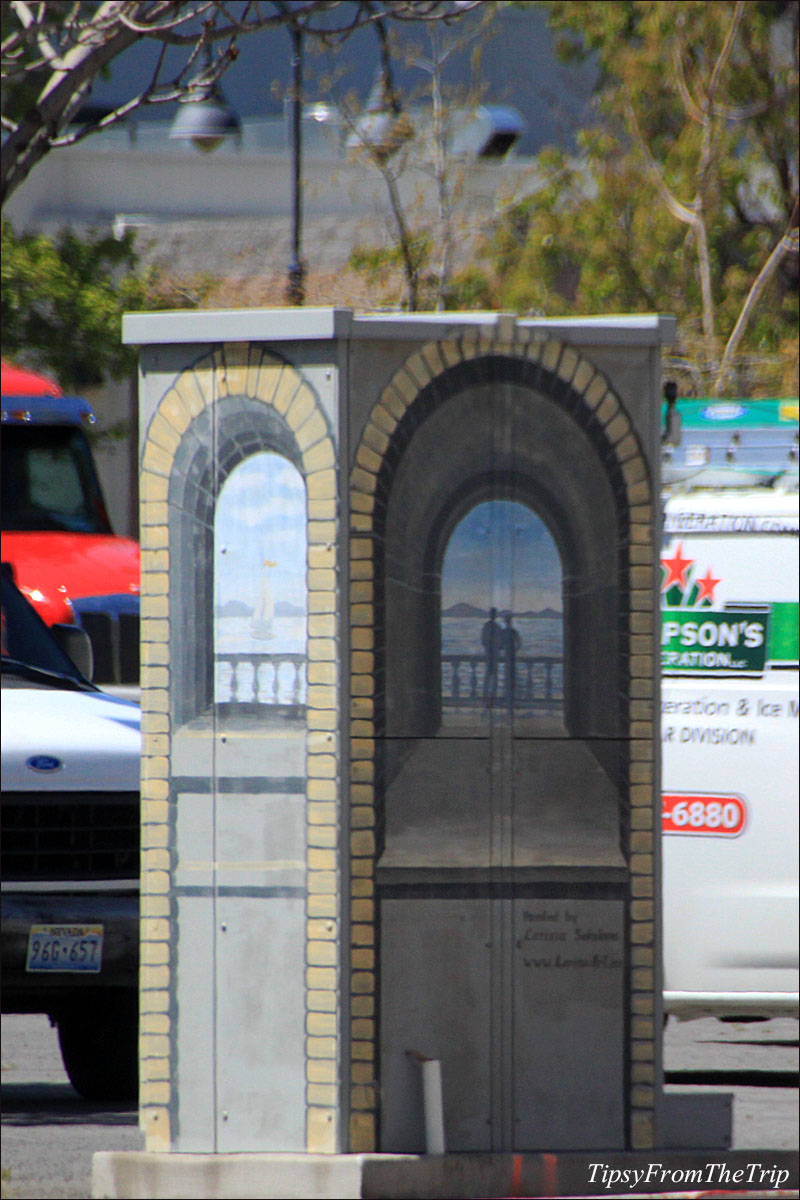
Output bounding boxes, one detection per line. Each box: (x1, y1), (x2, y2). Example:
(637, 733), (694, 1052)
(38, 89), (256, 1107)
(214, 451), (307, 708)
(441, 500), (563, 720)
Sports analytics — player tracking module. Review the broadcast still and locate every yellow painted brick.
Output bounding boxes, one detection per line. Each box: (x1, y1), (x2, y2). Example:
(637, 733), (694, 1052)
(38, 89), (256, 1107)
(308, 825), (337, 849)
(350, 1084), (377, 1110)
(351, 1039), (375, 1062)
(308, 637), (337, 661)
(351, 948), (374, 969)
(140, 989), (169, 1013)
(632, 993), (654, 1016)
(631, 807), (653, 830)
(142, 849), (170, 872)
(631, 1039), (654, 1063)
(351, 698), (374, 719)
(632, 945), (654, 967)
(307, 1058), (337, 1083)
(351, 995), (374, 1018)
(351, 899), (374, 922)
(303, 439), (336, 473)
(141, 1081), (171, 1107)
(308, 610), (337, 637)
(142, 824), (168, 849)
(351, 858), (374, 878)
(632, 1062), (655, 1084)
(141, 942), (169, 965)
(308, 1083), (338, 1107)
(141, 917), (170, 942)
(350, 738), (375, 760)
(140, 1033), (169, 1058)
(351, 830), (376, 856)
(147, 412), (181, 455)
(307, 469), (336, 501)
(307, 1011), (337, 1036)
(308, 729), (336, 753)
(632, 1017), (655, 1039)
(308, 871), (337, 895)
(307, 967), (337, 990)
(140, 471), (169, 502)
(253, 362), (284, 406)
(351, 878), (374, 898)
(142, 441), (173, 477)
(351, 466), (377, 495)
(307, 894), (337, 919)
(307, 1107), (336, 1153)
(308, 684), (337, 708)
(632, 1085), (656, 1111)
(141, 779), (169, 802)
(351, 1018), (375, 1040)
(140, 1056), (170, 1082)
(349, 1111), (375, 1153)
(308, 712), (337, 736)
(356, 443), (383, 474)
(308, 848), (337, 871)
(296, 409), (328, 452)
(351, 923), (374, 947)
(308, 801), (337, 822)
(309, 498), (337, 521)
(631, 875), (654, 897)
(308, 593), (336, 616)
(351, 971), (374, 994)
(361, 421), (390, 456)
(308, 752), (337, 778)
(271, 369), (301, 415)
(308, 989), (337, 1013)
(307, 1035), (337, 1058)
(351, 761), (374, 783)
(140, 964), (170, 990)
(142, 1106), (171, 1153)
(309, 567), (337, 592)
(140, 894), (170, 919)
(631, 832), (653, 853)
(631, 922), (654, 945)
(351, 720), (373, 738)
(630, 855), (654, 876)
(351, 674), (374, 696)
(140, 594), (168, 619)
(350, 559), (373, 582)
(633, 968), (655, 991)
(141, 1012), (170, 1036)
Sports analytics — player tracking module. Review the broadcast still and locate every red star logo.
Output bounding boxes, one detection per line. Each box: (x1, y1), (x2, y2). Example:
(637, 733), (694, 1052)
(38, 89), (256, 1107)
(661, 542), (693, 591)
(695, 568), (721, 604)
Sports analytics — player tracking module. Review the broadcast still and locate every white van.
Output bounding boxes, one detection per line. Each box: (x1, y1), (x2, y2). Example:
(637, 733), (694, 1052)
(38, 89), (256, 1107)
(660, 398), (799, 1019)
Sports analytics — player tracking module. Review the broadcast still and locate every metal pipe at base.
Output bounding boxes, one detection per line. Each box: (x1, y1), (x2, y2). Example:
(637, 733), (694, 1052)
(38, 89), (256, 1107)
(421, 1058), (446, 1155)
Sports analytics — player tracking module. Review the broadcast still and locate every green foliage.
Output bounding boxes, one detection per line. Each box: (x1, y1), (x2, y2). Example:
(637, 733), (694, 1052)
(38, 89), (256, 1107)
(490, 1), (799, 395)
(1, 221), (197, 390)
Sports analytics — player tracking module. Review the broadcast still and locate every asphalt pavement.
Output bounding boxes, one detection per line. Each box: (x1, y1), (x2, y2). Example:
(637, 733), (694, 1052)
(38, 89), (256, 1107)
(1, 1012), (797, 1199)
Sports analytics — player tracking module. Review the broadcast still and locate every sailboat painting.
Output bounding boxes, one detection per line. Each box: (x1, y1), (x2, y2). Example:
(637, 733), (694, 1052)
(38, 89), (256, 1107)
(213, 452), (307, 702)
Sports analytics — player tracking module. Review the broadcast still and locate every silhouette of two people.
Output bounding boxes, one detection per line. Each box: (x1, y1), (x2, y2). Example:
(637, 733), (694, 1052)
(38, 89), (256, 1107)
(481, 607), (521, 711)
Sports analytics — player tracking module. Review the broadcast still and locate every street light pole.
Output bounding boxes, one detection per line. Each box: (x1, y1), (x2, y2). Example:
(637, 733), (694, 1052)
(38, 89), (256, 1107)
(286, 24), (305, 306)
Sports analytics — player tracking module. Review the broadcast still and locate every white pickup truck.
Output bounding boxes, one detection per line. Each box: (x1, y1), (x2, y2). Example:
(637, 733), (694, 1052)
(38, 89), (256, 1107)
(660, 398), (799, 1019)
(1, 564), (141, 1098)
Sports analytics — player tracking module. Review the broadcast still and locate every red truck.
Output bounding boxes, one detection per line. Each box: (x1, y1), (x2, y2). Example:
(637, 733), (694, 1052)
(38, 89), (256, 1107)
(1, 361), (140, 685)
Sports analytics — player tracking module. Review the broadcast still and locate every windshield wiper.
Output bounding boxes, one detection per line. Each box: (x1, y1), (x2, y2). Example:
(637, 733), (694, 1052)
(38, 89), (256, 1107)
(1, 658), (93, 691)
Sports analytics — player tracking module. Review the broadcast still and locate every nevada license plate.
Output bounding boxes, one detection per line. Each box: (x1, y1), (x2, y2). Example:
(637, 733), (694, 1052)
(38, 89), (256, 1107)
(26, 924), (103, 973)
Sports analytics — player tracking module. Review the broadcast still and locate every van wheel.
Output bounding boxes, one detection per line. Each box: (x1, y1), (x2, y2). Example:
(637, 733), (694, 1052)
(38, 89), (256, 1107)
(57, 992), (138, 1101)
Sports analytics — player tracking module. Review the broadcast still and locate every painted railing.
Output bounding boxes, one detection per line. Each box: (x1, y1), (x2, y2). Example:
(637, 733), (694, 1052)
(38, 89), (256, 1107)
(442, 653), (563, 709)
(215, 652), (306, 706)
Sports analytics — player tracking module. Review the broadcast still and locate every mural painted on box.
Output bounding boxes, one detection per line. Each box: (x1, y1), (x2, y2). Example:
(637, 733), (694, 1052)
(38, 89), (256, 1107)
(213, 451), (307, 706)
(441, 500), (563, 717)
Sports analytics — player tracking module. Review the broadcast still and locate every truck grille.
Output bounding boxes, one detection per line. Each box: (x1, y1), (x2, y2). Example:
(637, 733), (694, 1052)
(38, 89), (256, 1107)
(72, 603), (139, 686)
(1, 792), (140, 882)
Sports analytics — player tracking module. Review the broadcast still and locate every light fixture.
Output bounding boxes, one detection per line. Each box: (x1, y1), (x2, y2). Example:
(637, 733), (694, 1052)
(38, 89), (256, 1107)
(169, 45), (241, 153)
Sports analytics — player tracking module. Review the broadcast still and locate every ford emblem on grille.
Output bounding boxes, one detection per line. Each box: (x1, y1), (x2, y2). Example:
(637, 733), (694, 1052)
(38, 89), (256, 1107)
(26, 755), (63, 772)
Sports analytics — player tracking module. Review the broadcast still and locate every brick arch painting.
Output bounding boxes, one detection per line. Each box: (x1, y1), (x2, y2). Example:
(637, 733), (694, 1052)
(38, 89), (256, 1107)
(138, 344), (340, 1154)
(348, 328), (658, 1153)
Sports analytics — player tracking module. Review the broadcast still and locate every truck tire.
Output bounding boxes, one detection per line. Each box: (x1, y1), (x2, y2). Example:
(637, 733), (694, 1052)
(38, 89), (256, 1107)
(57, 992), (138, 1101)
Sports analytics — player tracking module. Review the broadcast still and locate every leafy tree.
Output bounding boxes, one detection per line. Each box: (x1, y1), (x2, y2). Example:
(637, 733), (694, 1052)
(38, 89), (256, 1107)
(0, 219), (200, 389)
(1, 1), (480, 205)
(492, 1), (799, 396)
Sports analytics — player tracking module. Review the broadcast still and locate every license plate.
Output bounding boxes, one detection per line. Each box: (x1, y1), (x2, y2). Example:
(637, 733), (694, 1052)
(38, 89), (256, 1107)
(26, 924), (103, 973)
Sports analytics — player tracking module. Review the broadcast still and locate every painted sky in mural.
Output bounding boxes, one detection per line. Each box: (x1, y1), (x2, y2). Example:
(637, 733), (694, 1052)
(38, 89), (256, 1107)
(214, 451), (307, 681)
(442, 500), (562, 616)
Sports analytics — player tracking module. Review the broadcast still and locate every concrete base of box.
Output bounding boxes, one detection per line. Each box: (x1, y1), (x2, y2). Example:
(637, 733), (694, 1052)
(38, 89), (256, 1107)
(93, 1146), (798, 1200)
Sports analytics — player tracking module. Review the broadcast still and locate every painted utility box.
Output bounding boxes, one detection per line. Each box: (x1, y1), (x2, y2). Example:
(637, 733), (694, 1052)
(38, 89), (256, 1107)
(122, 308), (678, 1172)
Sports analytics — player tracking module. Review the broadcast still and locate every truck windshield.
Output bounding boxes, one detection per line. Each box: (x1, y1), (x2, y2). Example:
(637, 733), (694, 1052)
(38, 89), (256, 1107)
(1, 570), (86, 682)
(1, 425), (112, 534)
